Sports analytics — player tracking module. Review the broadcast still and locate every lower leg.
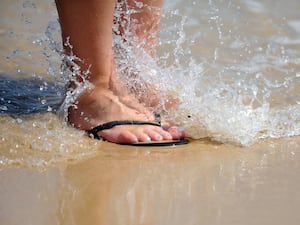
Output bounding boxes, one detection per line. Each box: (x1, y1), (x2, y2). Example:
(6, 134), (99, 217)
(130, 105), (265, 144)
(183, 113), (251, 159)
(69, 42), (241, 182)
(116, 0), (163, 56)
(55, 0), (115, 86)
(115, 0), (179, 108)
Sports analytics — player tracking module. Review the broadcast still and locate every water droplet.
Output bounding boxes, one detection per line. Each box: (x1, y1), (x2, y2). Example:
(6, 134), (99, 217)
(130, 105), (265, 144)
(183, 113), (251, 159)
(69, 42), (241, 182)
(0, 105), (8, 111)
(22, 1), (30, 8)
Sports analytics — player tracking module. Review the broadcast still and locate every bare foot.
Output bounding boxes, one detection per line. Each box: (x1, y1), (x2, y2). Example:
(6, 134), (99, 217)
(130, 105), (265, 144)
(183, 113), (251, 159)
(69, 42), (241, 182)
(68, 84), (184, 144)
(129, 81), (179, 109)
(111, 70), (179, 110)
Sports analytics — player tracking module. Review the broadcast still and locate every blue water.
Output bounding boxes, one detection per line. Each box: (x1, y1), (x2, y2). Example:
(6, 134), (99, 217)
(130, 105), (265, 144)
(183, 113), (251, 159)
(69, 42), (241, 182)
(0, 74), (64, 116)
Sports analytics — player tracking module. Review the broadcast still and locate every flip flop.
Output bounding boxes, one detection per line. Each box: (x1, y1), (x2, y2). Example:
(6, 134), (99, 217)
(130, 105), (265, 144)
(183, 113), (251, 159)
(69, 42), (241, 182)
(87, 118), (188, 147)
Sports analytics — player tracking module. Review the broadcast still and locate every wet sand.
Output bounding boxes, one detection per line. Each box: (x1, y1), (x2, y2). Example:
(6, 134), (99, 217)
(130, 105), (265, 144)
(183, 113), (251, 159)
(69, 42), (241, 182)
(1, 131), (300, 225)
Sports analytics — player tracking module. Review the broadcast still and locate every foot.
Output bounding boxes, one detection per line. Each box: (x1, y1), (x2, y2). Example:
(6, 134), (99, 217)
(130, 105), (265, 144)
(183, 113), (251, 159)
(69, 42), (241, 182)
(129, 81), (179, 110)
(111, 71), (179, 110)
(68, 85), (184, 144)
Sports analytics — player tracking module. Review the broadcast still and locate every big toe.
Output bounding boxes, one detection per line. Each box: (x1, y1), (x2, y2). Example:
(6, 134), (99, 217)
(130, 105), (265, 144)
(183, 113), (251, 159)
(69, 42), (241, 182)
(100, 128), (138, 144)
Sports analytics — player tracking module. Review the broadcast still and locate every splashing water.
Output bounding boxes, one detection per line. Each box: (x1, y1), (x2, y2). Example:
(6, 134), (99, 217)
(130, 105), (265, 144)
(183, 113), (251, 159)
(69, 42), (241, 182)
(112, 0), (300, 145)
(1, 0), (300, 147)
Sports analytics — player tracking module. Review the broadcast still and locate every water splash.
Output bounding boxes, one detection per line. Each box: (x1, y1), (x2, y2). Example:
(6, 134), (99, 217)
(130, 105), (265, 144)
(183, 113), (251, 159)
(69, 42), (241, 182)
(111, 0), (300, 145)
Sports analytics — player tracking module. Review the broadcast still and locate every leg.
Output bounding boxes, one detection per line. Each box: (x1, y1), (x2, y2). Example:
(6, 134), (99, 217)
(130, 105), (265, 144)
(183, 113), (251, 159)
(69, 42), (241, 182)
(55, 0), (184, 144)
(115, 0), (178, 108)
(115, 0), (163, 56)
(55, 0), (115, 86)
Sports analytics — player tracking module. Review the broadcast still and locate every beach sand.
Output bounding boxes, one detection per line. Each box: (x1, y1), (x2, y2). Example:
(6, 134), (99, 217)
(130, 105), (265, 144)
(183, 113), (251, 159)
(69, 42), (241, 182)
(1, 123), (299, 225)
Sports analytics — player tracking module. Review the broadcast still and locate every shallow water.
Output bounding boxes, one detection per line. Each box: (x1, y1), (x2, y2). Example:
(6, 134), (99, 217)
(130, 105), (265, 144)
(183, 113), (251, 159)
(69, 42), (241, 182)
(0, 0), (300, 224)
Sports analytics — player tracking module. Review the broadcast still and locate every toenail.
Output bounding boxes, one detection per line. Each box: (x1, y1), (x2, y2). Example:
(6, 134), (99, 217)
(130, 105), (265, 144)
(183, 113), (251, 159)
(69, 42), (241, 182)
(166, 133), (172, 138)
(156, 135), (163, 140)
(145, 137), (151, 142)
(132, 137), (139, 143)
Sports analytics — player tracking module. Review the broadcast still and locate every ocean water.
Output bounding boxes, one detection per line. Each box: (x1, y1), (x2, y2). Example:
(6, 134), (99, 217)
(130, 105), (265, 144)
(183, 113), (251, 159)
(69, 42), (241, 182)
(0, 0), (300, 166)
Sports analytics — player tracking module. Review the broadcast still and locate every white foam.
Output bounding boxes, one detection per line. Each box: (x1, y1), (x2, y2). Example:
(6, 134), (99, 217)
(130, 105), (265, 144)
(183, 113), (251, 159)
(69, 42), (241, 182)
(288, 20), (300, 33)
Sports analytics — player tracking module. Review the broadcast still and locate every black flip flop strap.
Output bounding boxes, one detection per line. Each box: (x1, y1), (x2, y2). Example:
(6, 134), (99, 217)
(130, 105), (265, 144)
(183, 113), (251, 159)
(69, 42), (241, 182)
(88, 120), (161, 139)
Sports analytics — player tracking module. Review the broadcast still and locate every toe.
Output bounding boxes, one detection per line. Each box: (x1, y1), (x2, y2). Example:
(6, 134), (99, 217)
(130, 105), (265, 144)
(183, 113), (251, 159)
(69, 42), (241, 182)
(148, 132), (163, 141)
(100, 128), (138, 144)
(96, 124), (184, 144)
(118, 131), (139, 143)
(167, 126), (185, 140)
(144, 126), (172, 141)
(135, 133), (151, 142)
